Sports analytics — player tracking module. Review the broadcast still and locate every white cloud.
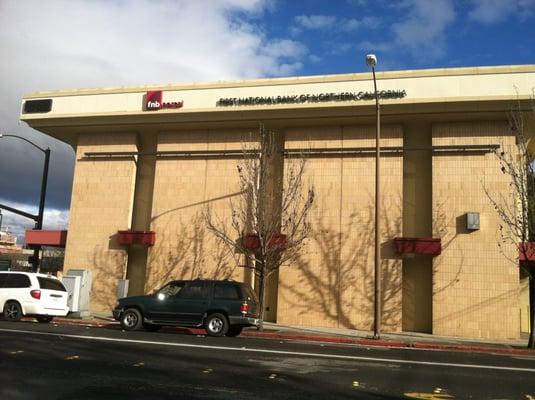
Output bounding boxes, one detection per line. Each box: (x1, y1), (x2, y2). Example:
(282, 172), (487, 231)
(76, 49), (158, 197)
(358, 40), (394, 54)
(391, 0), (455, 60)
(359, 0), (456, 62)
(263, 39), (307, 59)
(293, 14), (381, 34)
(0, 0), (308, 230)
(342, 18), (361, 31)
(468, 0), (535, 23)
(361, 16), (381, 29)
(294, 15), (337, 30)
(340, 16), (382, 31)
(0, 0), (306, 103)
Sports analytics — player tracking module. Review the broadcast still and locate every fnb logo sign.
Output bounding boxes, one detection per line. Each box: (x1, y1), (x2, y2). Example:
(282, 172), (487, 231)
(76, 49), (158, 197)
(145, 90), (184, 111)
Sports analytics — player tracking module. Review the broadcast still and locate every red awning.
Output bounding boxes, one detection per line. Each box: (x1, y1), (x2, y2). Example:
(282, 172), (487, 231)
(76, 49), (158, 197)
(117, 230), (156, 246)
(25, 230), (67, 247)
(394, 237), (441, 256)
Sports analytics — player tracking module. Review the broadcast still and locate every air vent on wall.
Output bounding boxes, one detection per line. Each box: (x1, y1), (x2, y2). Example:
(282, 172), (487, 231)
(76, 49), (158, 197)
(22, 99), (52, 114)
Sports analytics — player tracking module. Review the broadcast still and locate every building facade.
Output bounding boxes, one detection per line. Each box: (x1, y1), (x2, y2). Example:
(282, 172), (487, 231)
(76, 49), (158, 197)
(21, 65), (535, 339)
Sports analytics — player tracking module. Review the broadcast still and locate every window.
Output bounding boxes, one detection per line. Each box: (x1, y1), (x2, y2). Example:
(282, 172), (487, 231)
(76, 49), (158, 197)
(159, 281), (184, 297)
(180, 282), (208, 300)
(4, 273), (31, 288)
(38, 277), (66, 292)
(214, 284), (240, 300)
(0, 273), (8, 288)
(243, 285), (259, 303)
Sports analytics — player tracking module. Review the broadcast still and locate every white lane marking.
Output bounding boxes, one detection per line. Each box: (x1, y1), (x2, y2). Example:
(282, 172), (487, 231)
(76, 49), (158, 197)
(1, 327), (534, 373)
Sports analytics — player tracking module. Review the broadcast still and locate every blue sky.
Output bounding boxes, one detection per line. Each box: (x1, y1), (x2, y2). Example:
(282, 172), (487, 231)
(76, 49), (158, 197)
(0, 0), (534, 240)
(253, 0), (535, 74)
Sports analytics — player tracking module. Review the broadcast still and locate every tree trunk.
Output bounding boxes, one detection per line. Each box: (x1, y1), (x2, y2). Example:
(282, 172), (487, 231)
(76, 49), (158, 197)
(528, 274), (535, 349)
(257, 271), (267, 331)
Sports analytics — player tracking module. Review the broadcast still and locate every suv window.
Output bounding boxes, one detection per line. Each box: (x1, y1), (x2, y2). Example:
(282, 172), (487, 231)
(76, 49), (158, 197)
(180, 282), (209, 300)
(4, 273), (31, 288)
(159, 281), (184, 297)
(243, 285), (259, 303)
(214, 283), (240, 300)
(38, 277), (66, 292)
(0, 273), (8, 288)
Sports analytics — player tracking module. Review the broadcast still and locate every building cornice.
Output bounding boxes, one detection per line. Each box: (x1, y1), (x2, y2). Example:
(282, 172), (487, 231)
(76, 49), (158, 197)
(22, 64), (535, 99)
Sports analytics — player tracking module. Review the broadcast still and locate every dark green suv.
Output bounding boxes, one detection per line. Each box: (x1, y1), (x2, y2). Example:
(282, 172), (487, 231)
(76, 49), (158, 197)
(112, 279), (260, 337)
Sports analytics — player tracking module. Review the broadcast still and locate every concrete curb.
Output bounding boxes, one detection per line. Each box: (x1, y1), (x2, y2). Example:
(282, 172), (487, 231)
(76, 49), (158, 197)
(44, 317), (535, 356)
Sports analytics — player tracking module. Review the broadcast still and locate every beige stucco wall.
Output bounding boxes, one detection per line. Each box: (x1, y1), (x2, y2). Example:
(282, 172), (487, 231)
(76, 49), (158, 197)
(432, 121), (519, 339)
(277, 124), (403, 331)
(59, 120), (525, 339)
(402, 122), (433, 333)
(64, 132), (137, 312)
(146, 129), (256, 292)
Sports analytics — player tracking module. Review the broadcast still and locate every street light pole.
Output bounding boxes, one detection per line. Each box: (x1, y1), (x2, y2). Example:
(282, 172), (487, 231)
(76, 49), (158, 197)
(36, 148), (51, 231)
(366, 54), (381, 340)
(0, 134), (50, 272)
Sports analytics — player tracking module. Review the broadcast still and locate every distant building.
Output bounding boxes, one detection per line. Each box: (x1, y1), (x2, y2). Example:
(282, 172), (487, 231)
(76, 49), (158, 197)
(0, 227), (25, 271)
(20, 65), (535, 340)
(0, 227), (22, 254)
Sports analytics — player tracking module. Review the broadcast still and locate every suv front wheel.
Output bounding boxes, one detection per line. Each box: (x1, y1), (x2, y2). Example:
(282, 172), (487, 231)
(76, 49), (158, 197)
(121, 308), (143, 331)
(205, 313), (228, 337)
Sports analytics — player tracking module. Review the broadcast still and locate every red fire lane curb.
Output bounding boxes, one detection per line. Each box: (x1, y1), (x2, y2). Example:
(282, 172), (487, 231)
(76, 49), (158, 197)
(241, 331), (407, 348)
(411, 342), (534, 356)
(29, 317), (535, 356)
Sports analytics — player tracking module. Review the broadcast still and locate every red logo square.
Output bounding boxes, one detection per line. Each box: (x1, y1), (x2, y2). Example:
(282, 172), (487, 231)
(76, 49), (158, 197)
(146, 91), (162, 110)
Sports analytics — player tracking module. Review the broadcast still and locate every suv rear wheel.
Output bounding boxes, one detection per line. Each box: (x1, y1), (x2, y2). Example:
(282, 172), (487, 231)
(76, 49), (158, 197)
(121, 308), (143, 331)
(3, 301), (22, 322)
(205, 313), (228, 337)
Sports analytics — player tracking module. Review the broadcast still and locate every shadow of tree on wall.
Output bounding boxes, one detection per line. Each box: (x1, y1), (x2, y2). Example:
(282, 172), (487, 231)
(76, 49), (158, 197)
(144, 212), (239, 293)
(89, 207), (244, 311)
(279, 198), (402, 332)
(430, 199), (519, 336)
(89, 244), (128, 312)
(432, 200), (464, 296)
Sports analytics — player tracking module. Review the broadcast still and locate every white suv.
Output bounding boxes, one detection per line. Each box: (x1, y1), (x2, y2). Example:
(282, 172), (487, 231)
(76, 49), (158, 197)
(0, 272), (69, 323)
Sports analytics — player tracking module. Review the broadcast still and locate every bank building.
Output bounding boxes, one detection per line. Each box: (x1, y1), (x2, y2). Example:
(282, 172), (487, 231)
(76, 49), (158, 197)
(20, 65), (535, 340)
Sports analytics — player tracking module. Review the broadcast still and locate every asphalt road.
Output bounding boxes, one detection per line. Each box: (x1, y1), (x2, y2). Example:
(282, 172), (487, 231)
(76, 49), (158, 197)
(0, 321), (534, 400)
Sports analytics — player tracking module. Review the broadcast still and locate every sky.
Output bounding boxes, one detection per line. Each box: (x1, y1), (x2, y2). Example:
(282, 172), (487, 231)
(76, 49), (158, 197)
(0, 0), (534, 241)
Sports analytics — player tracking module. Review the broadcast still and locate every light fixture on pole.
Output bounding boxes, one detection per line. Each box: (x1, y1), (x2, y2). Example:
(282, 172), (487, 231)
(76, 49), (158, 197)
(365, 53), (381, 340)
(0, 133), (51, 272)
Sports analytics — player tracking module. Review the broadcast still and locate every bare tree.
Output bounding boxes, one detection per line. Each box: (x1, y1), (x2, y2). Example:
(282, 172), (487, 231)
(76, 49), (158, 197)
(205, 124), (315, 327)
(484, 94), (535, 348)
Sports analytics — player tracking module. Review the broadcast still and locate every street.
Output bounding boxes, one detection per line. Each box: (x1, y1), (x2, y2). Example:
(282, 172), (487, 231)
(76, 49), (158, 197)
(0, 321), (534, 400)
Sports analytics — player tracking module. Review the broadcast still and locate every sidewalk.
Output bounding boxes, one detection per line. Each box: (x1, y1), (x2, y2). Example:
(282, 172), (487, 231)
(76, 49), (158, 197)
(51, 314), (534, 356)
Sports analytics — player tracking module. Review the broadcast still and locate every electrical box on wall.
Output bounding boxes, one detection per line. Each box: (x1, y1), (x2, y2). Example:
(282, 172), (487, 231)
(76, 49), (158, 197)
(117, 279), (129, 299)
(466, 212), (480, 230)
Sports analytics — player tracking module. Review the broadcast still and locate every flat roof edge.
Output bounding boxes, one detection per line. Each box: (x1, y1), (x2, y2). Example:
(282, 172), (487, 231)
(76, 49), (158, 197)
(20, 96), (533, 128)
(22, 64), (535, 99)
